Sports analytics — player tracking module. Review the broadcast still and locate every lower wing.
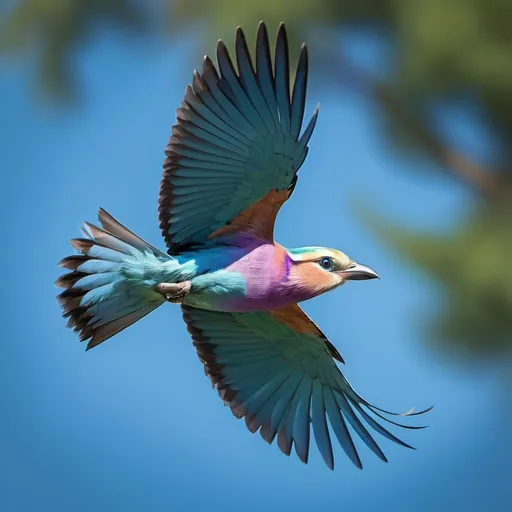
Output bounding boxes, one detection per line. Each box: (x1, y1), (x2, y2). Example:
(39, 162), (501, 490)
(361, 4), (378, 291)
(182, 303), (431, 470)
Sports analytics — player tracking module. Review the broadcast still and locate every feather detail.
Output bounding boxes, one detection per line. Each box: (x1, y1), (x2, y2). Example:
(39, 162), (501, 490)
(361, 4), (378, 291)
(57, 209), (170, 349)
(159, 22), (319, 253)
(181, 304), (431, 470)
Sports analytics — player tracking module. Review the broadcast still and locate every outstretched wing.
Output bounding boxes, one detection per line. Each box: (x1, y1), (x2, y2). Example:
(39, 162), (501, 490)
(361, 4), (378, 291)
(182, 304), (431, 470)
(159, 22), (318, 254)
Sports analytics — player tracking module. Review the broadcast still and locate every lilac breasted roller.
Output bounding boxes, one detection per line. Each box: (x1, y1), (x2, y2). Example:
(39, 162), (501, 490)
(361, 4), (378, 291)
(56, 22), (431, 470)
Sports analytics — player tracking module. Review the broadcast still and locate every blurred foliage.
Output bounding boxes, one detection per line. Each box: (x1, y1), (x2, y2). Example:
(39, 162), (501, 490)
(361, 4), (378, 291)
(0, 0), (150, 97)
(3, 0), (512, 360)
(365, 203), (512, 359)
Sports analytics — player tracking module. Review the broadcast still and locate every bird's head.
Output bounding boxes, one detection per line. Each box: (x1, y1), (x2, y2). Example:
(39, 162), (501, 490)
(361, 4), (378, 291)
(286, 246), (379, 297)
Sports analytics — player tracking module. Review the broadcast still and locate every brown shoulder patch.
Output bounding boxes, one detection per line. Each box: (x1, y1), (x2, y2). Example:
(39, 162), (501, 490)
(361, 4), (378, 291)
(268, 303), (344, 363)
(209, 188), (290, 241)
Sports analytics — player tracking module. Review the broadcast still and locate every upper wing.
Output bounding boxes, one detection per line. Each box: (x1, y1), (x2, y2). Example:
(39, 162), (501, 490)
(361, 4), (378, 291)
(159, 22), (318, 254)
(182, 303), (431, 470)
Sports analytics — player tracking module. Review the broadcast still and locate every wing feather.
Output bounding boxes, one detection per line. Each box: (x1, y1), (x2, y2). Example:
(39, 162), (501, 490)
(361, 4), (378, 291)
(235, 27), (275, 131)
(274, 23), (291, 133)
(182, 304), (430, 469)
(159, 22), (317, 254)
(311, 380), (334, 470)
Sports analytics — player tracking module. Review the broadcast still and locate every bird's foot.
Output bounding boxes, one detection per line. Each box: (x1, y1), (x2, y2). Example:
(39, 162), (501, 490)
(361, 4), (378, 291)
(155, 281), (191, 303)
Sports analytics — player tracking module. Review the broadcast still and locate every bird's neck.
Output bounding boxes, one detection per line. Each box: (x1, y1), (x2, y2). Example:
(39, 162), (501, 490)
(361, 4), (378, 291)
(275, 246), (334, 303)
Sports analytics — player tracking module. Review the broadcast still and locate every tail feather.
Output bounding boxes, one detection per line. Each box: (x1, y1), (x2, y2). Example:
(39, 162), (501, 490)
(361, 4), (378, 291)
(96, 208), (167, 258)
(83, 222), (139, 256)
(57, 209), (170, 350)
(70, 238), (126, 262)
(85, 307), (156, 350)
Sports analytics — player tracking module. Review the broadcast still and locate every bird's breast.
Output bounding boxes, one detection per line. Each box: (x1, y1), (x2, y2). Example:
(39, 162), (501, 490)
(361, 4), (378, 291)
(185, 242), (296, 312)
(237, 243), (289, 299)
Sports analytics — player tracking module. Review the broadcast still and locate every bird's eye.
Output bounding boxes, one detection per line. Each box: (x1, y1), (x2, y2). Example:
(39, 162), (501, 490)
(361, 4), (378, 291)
(319, 257), (334, 270)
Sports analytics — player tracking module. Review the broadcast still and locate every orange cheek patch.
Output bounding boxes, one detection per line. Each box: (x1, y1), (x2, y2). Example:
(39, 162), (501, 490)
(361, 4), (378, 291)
(293, 263), (338, 294)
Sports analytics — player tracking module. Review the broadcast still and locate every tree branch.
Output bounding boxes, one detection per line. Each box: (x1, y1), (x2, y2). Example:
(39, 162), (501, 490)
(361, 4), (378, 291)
(335, 49), (512, 203)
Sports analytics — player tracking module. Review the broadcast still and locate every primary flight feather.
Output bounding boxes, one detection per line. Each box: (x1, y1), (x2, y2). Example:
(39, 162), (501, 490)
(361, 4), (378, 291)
(56, 22), (431, 470)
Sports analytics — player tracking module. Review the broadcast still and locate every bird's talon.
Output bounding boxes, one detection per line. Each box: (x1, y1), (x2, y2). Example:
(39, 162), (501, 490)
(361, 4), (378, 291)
(155, 281), (191, 303)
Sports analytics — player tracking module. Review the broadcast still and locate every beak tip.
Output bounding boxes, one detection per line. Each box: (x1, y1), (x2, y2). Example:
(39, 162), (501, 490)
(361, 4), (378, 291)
(340, 263), (379, 281)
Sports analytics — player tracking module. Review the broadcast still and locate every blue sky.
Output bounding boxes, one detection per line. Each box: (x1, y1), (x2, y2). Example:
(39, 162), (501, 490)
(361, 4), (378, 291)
(1, 27), (511, 512)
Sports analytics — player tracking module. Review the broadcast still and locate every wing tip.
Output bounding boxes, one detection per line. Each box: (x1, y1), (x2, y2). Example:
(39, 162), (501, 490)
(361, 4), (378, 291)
(277, 21), (287, 35)
(216, 38), (226, 51)
(257, 21), (270, 45)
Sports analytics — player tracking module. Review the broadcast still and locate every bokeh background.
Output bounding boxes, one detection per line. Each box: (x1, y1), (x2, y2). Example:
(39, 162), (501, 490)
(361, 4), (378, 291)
(2, 1), (512, 511)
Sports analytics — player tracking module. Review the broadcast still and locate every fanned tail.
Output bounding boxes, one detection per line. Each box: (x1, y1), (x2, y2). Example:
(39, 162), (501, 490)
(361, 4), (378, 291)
(56, 209), (171, 350)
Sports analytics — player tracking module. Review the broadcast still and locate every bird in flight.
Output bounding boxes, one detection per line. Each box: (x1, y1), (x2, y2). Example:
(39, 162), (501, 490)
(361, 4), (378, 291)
(56, 22), (430, 470)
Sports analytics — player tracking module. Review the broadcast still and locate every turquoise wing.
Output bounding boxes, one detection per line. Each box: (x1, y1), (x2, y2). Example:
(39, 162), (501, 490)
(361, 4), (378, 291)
(182, 304), (431, 470)
(159, 22), (318, 254)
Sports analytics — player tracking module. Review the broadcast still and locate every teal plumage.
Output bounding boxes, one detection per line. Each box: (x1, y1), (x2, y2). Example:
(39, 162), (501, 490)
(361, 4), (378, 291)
(56, 22), (431, 470)
(160, 23), (316, 252)
(182, 305), (429, 470)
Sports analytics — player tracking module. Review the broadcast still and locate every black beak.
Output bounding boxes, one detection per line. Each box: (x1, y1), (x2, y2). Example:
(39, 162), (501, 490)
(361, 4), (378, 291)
(338, 262), (379, 281)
